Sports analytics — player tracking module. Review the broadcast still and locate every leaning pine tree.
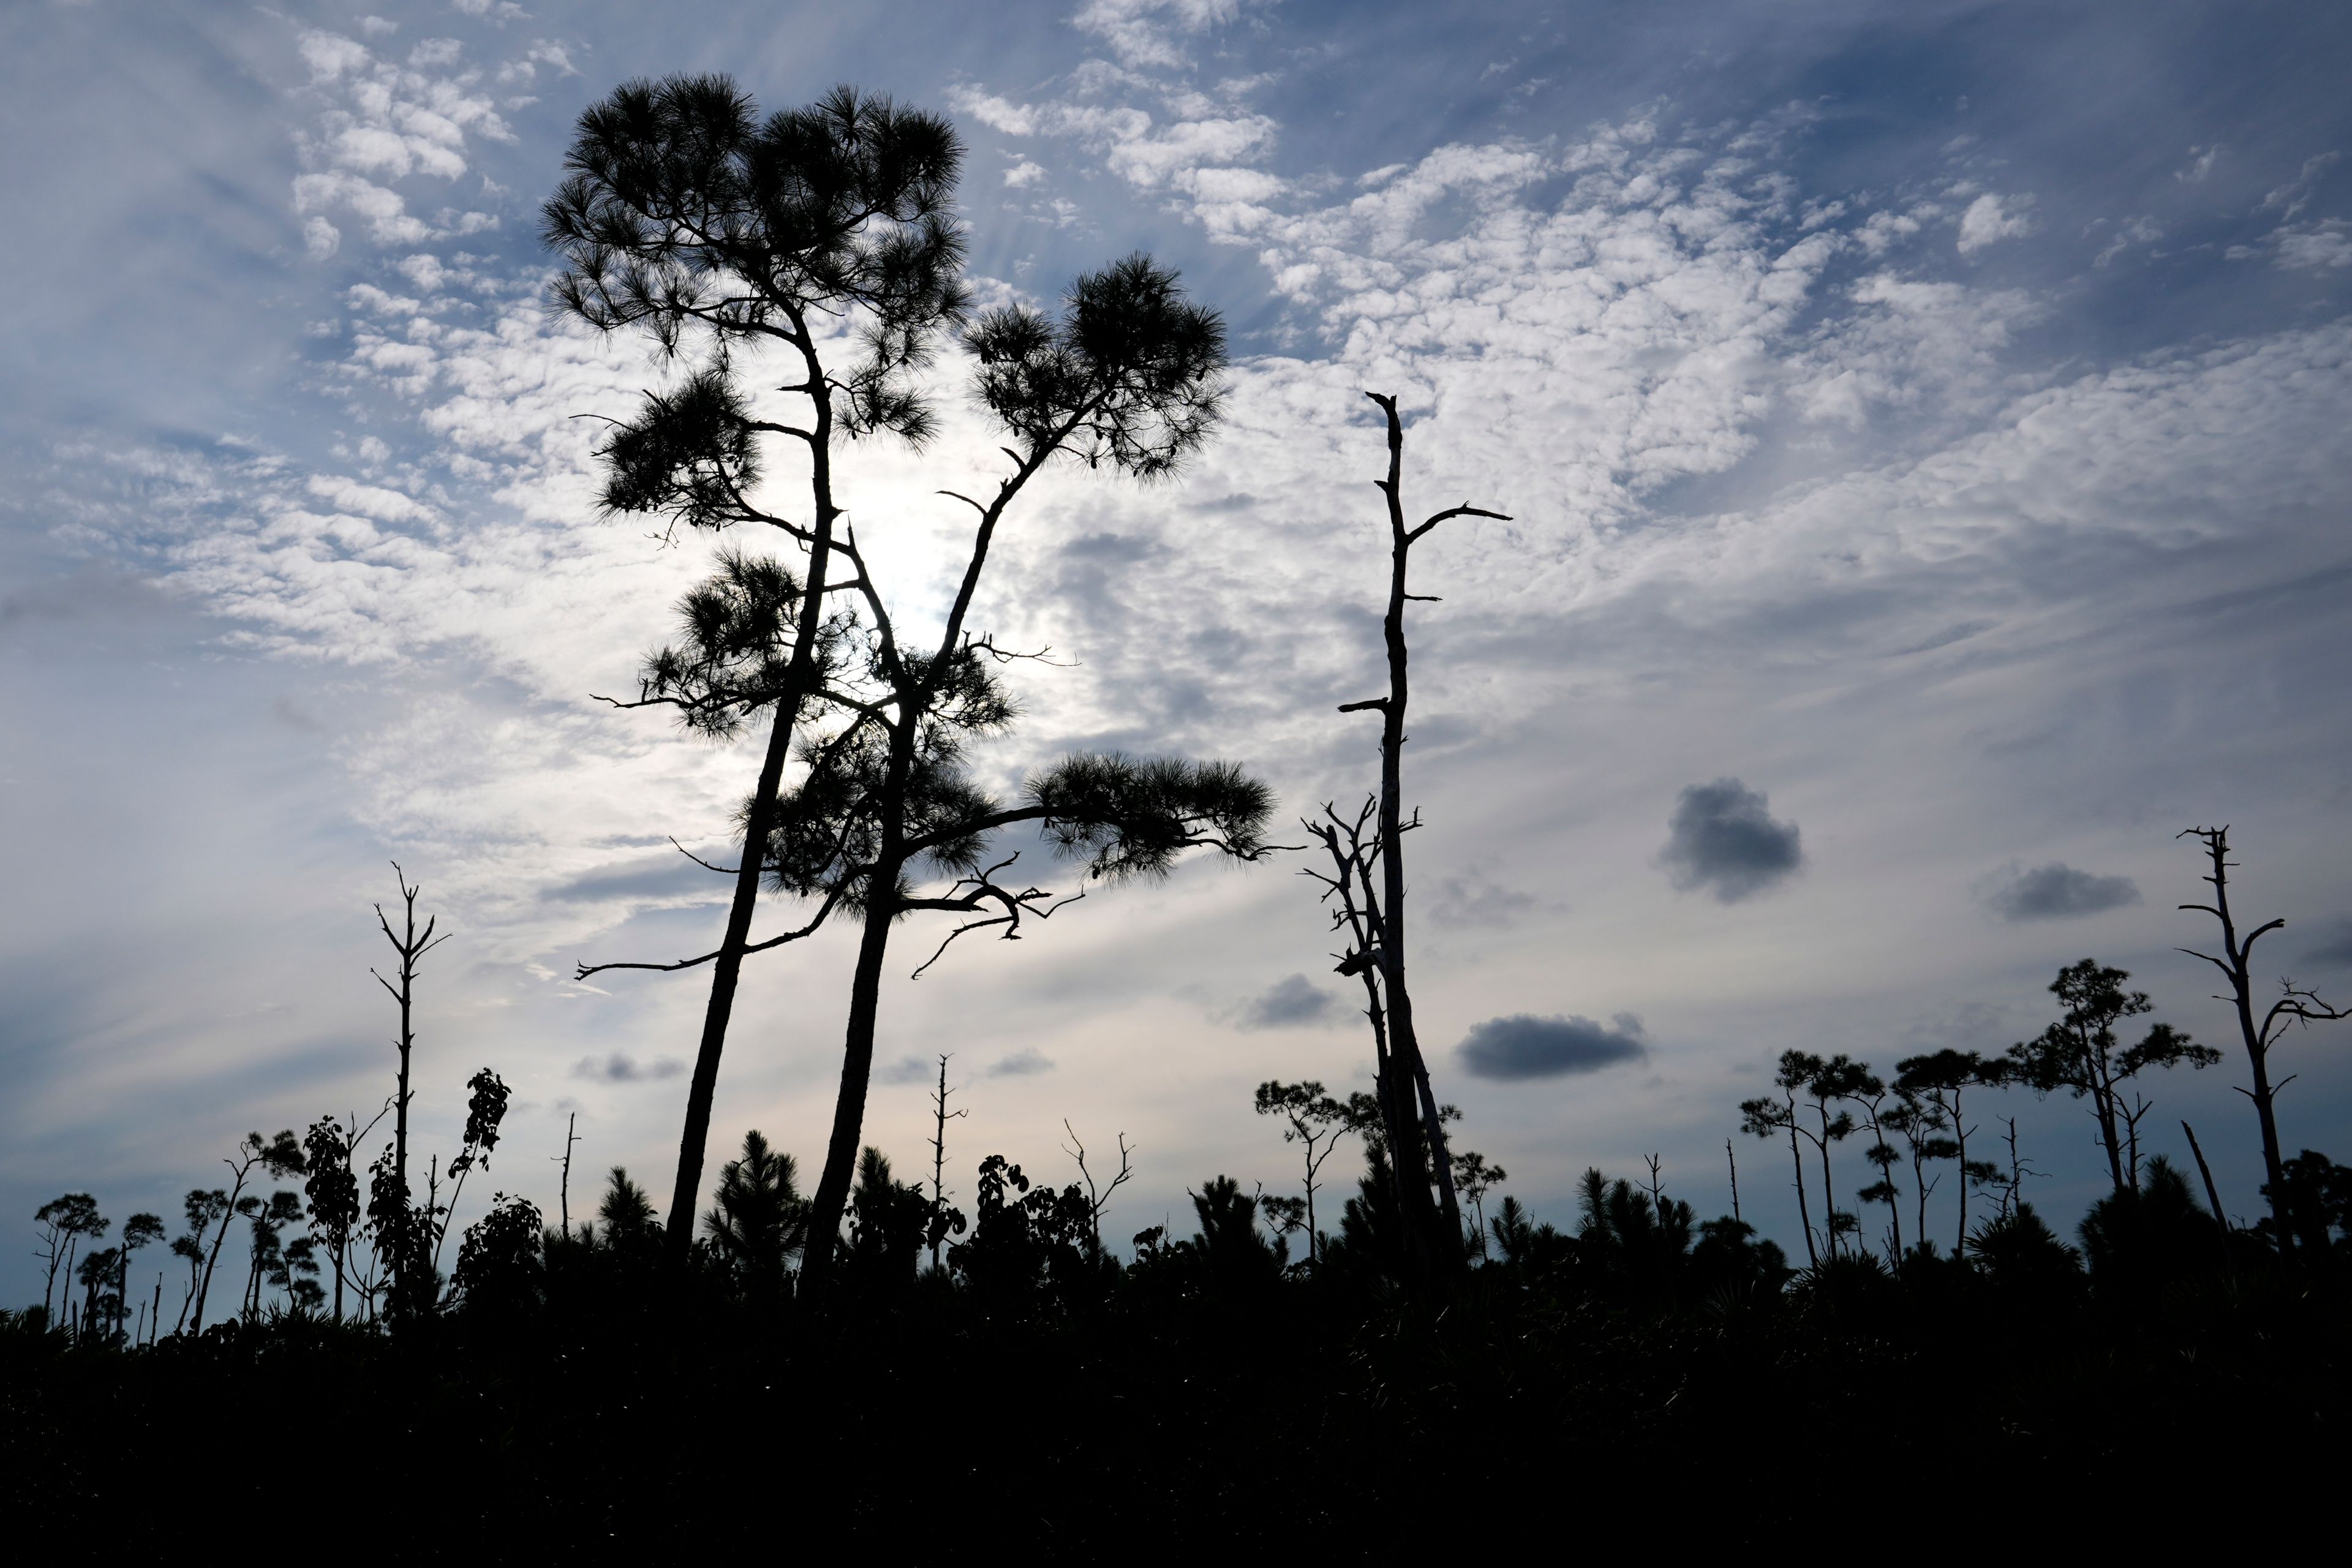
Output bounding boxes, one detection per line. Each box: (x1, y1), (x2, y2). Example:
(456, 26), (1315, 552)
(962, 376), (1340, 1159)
(545, 78), (970, 1256)
(557, 78), (1274, 1275)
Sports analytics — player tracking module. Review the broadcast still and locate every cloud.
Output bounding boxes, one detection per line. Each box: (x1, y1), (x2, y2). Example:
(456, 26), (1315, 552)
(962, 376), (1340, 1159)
(1458, 1013), (1648, 1080)
(1978, 862), (2141, 921)
(1227, 973), (1342, 1030)
(570, 1052), (682, 1083)
(303, 216), (341, 260)
(1956, 192), (2034, 253)
(2274, 221), (2352, 270)
(982, 1048), (1056, 1078)
(543, 854), (730, 905)
(875, 1055), (935, 1087)
(2260, 150), (2340, 219)
(2301, 919), (2352, 969)
(1428, 875), (1540, 930)
(1072, 0), (1255, 70)
(1660, 780), (1803, 903)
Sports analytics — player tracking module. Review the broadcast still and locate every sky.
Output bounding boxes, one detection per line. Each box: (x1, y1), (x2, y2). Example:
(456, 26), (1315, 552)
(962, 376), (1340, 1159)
(6, 0), (2352, 1303)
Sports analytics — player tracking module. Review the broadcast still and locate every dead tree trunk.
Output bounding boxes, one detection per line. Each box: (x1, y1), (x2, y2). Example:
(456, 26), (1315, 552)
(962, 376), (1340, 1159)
(929, 1057), (966, 1273)
(372, 865), (447, 1306)
(2177, 826), (2352, 1256)
(1335, 393), (1507, 1281)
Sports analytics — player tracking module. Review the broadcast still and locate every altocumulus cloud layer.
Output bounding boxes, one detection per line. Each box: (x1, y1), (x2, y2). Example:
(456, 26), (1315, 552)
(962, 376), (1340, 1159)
(6, 0), (2352, 1302)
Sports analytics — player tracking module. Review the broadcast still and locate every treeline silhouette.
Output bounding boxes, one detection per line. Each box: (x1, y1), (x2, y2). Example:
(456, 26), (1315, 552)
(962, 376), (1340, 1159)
(7, 76), (2350, 1549)
(9, 1024), (2350, 1548)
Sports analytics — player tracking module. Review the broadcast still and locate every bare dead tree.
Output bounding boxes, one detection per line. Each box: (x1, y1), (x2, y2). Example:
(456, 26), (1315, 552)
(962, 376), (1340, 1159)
(929, 1057), (967, 1272)
(1726, 1138), (1742, 1225)
(373, 864), (448, 1218)
(1303, 797), (1415, 1232)
(555, 1112), (581, 1241)
(2177, 826), (2352, 1255)
(1062, 1121), (1136, 1261)
(1319, 393), (1508, 1285)
(1994, 1115), (2038, 1223)
(2181, 1119), (2236, 1278)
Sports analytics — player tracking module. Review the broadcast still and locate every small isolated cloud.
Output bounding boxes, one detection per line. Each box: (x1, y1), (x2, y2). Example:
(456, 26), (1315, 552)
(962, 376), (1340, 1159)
(572, 1052), (682, 1084)
(1660, 778), (1803, 903)
(2175, 144), (2222, 182)
(1458, 1012), (1647, 1081)
(1228, 973), (1341, 1030)
(2301, 919), (2352, 968)
(1979, 861), (2141, 921)
(303, 216), (341, 260)
(1430, 874), (1540, 930)
(983, 1049), (1055, 1079)
(876, 1054), (933, 1087)
(1957, 192), (2034, 253)
(544, 853), (729, 904)
(2260, 151), (2340, 219)
(1004, 156), (1046, 189)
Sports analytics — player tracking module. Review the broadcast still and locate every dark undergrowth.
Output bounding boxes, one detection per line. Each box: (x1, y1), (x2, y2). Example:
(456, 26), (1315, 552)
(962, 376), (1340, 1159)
(6, 1251), (2342, 1556)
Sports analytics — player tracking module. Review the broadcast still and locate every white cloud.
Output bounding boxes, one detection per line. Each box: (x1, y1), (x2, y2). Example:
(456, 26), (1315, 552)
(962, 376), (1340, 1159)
(398, 253), (450, 293)
(1072, 0), (1255, 69)
(302, 215), (341, 260)
(295, 171), (429, 246)
(2093, 214), (2163, 269)
(1956, 192), (2034, 254)
(2275, 219), (2352, 270)
(285, 29), (518, 256)
(2260, 149), (2339, 219)
(2174, 143), (2220, 182)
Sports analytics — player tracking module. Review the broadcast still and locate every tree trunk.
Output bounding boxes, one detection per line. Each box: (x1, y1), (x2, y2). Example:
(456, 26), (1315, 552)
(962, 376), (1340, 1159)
(2245, 1046), (2293, 1248)
(1305, 1167), (1319, 1268)
(2085, 1038), (2128, 1196)
(1814, 1110), (1838, 1258)
(662, 696), (801, 1259)
(663, 347), (839, 1261)
(1789, 1126), (1817, 1269)
(1912, 1147), (1931, 1253)
(798, 866), (899, 1295)
(2181, 1119), (2235, 1276)
(1952, 1093), (1970, 1254)
(2230, 972), (2294, 1251)
(190, 1175), (245, 1333)
(1366, 394), (1458, 1282)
